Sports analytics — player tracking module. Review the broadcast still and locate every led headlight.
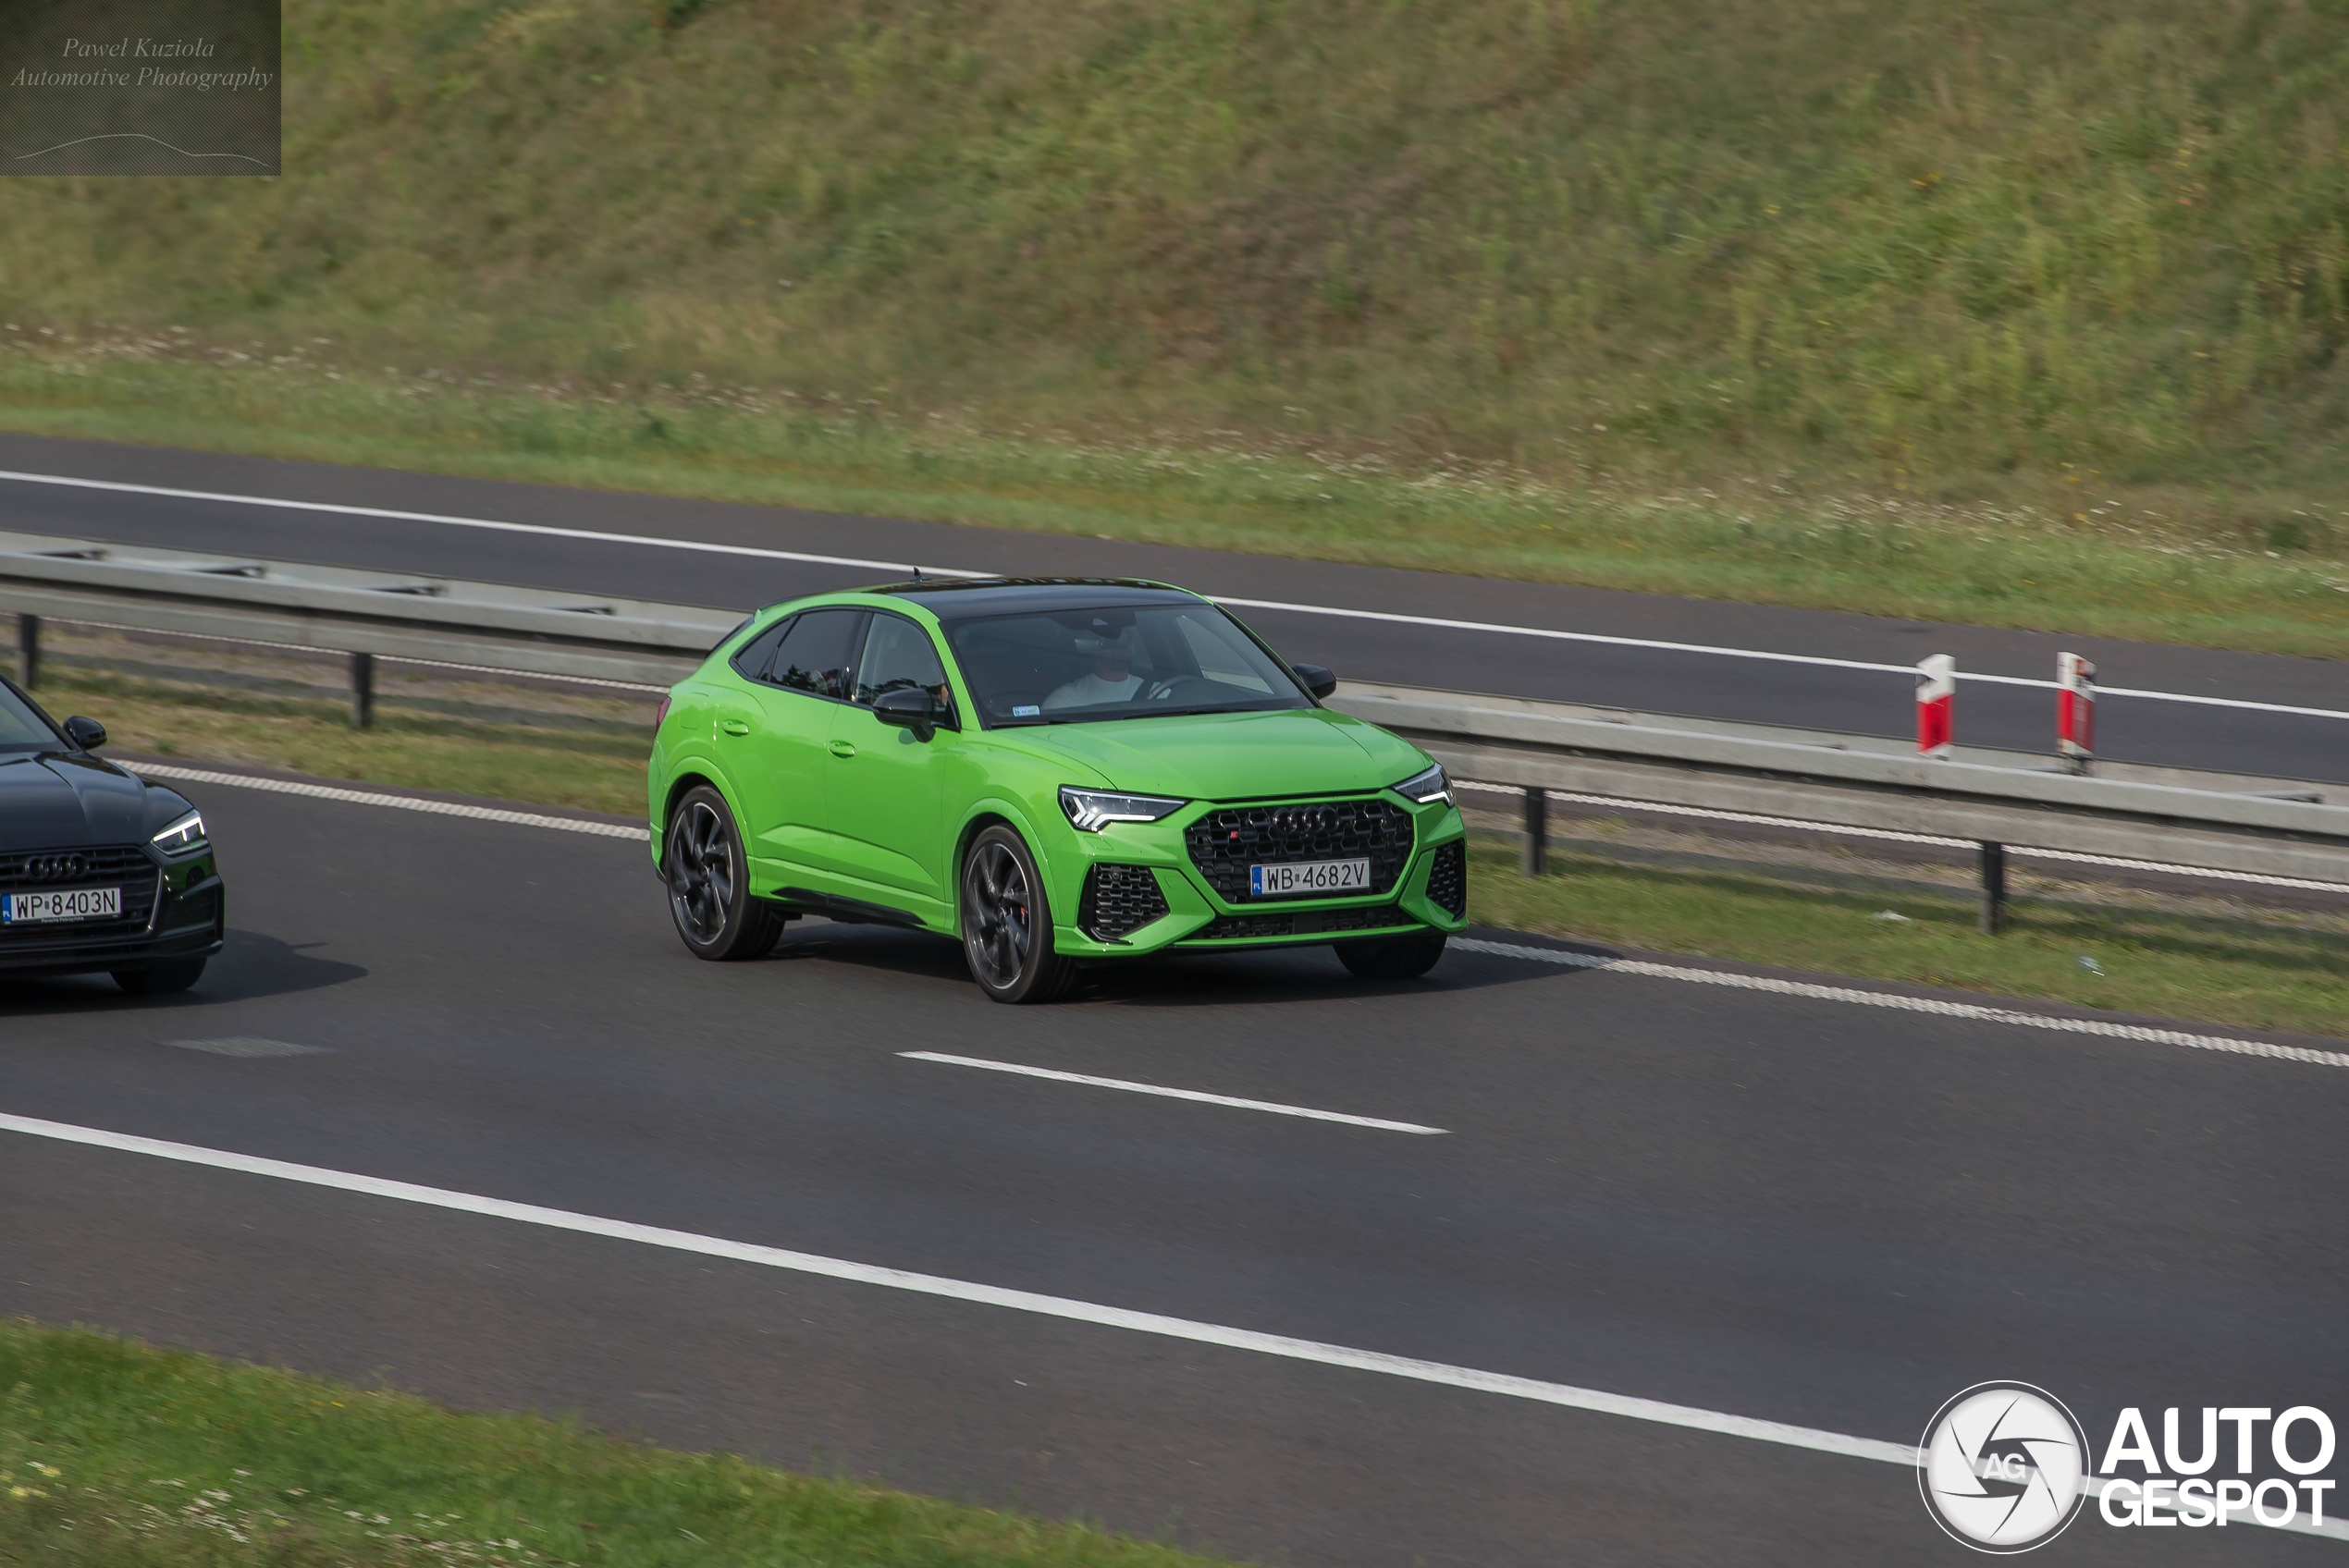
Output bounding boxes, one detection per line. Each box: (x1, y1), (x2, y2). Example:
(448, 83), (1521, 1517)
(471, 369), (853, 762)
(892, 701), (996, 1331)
(1393, 763), (1450, 804)
(1060, 786), (1187, 833)
(151, 810), (208, 856)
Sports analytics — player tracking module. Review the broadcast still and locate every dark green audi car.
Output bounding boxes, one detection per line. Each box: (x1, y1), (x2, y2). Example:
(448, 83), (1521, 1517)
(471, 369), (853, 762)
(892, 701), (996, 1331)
(647, 578), (1467, 1001)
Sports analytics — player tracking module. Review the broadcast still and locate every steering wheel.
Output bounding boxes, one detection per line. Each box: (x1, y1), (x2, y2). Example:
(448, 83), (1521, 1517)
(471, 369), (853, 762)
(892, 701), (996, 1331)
(1143, 675), (1221, 703)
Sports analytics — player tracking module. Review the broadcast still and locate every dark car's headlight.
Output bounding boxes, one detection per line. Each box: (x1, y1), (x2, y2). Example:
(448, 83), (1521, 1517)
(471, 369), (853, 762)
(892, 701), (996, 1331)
(1392, 764), (1450, 804)
(1060, 786), (1187, 833)
(151, 810), (208, 857)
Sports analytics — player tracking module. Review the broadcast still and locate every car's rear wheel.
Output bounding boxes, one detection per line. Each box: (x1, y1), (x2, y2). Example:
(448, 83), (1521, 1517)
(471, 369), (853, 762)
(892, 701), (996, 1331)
(1334, 928), (1447, 981)
(666, 786), (783, 962)
(960, 825), (1075, 1003)
(112, 958), (206, 995)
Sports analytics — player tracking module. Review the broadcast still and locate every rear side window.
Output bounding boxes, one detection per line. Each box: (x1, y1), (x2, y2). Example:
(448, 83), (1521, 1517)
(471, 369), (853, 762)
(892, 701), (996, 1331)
(729, 616), (794, 681)
(763, 608), (865, 701)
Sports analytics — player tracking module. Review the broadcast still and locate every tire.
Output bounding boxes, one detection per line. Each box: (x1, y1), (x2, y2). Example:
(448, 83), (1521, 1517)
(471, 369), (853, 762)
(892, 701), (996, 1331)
(1334, 928), (1447, 981)
(959, 824), (1076, 1004)
(113, 957), (206, 995)
(665, 785), (784, 962)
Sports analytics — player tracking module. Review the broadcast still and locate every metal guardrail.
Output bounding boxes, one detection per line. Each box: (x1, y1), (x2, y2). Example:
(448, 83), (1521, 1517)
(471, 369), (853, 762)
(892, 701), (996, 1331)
(0, 530), (734, 716)
(4, 532), (2344, 928)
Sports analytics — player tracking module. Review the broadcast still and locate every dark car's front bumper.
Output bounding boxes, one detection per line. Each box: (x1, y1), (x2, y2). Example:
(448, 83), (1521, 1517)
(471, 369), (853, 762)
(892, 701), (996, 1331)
(0, 843), (224, 979)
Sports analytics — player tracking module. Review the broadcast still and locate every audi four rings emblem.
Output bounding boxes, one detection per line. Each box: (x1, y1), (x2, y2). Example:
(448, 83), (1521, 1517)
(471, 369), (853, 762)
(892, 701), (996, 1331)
(18, 854), (89, 882)
(1920, 1383), (2091, 1552)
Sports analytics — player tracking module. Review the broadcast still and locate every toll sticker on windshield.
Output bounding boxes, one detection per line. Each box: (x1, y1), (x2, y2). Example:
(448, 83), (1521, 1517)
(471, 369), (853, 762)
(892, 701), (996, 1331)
(1013, 704), (1040, 717)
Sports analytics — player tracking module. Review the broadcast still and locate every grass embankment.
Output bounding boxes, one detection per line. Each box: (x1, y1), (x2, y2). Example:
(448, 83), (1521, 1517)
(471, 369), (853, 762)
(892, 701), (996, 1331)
(24, 637), (2346, 1039)
(5, 0), (2349, 653)
(0, 1320), (1237, 1568)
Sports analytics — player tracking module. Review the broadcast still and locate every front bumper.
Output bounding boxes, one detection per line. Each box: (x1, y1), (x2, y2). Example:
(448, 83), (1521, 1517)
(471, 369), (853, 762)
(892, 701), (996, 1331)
(0, 847), (225, 979)
(1046, 790), (1468, 959)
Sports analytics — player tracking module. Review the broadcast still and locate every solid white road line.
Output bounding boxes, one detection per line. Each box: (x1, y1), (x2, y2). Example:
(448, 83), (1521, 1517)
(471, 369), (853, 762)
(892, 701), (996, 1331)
(0, 467), (994, 582)
(1452, 937), (2349, 1070)
(0, 1109), (1900, 1464)
(7, 467), (2345, 721)
(6, 1113), (2338, 1545)
(899, 1050), (1446, 1133)
(128, 763), (647, 839)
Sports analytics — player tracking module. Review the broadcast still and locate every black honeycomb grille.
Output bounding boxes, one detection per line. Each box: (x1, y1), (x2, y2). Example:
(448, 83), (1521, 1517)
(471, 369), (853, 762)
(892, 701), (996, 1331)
(1426, 841), (1466, 918)
(1079, 864), (1170, 943)
(1186, 906), (1422, 941)
(1184, 799), (1414, 901)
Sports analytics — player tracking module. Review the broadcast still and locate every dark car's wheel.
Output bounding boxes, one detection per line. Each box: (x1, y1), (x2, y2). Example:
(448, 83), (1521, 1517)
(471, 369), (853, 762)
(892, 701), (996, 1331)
(960, 825), (1076, 1004)
(112, 958), (206, 995)
(666, 786), (783, 962)
(1334, 928), (1447, 981)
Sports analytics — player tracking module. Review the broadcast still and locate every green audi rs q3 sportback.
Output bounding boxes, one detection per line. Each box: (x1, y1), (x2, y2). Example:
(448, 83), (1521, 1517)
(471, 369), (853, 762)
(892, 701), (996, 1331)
(647, 577), (1468, 1002)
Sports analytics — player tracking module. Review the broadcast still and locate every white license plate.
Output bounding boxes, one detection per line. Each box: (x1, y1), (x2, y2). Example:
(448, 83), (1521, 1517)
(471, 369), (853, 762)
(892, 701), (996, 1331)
(1250, 859), (1370, 897)
(3, 887), (121, 924)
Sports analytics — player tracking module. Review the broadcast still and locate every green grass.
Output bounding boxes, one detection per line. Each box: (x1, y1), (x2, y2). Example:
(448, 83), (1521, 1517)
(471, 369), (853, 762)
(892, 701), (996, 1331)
(1466, 842), (2349, 1040)
(0, 1320), (1244, 1568)
(4, 0), (2349, 653)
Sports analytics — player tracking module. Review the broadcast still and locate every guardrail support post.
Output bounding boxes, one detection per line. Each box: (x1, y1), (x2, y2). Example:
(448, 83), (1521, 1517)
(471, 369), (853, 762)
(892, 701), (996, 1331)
(1521, 786), (1548, 876)
(15, 613), (36, 688)
(350, 651), (375, 729)
(1978, 840), (2007, 935)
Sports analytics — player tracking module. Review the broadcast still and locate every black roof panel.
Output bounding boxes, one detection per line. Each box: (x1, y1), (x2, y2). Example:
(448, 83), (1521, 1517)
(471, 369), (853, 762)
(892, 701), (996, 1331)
(871, 577), (1205, 619)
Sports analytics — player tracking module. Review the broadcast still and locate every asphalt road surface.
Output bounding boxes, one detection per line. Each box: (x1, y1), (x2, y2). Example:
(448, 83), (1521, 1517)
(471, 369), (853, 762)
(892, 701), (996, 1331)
(2, 432), (2345, 782)
(5, 777), (2344, 1564)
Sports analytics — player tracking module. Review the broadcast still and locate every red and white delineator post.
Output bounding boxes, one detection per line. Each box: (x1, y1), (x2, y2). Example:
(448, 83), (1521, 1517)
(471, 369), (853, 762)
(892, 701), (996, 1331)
(1915, 654), (1956, 758)
(2056, 651), (2096, 771)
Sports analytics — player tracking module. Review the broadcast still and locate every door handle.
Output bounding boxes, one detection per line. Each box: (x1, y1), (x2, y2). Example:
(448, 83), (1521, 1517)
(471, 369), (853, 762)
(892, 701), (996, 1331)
(829, 739), (857, 758)
(721, 720), (752, 737)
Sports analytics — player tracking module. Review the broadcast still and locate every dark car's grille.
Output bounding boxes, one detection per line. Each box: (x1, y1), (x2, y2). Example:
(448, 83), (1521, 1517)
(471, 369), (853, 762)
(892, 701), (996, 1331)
(0, 843), (160, 944)
(0, 844), (153, 889)
(1184, 799), (1414, 901)
(1079, 864), (1170, 943)
(1426, 841), (1467, 919)
(1186, 907), (1421, 941)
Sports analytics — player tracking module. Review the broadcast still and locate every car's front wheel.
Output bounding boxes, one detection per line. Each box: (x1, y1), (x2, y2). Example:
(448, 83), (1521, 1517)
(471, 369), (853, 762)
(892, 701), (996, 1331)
(666, 786), (784, 961)
(960, 825), (1075, 1003)
(1334, 928), (1447, 981)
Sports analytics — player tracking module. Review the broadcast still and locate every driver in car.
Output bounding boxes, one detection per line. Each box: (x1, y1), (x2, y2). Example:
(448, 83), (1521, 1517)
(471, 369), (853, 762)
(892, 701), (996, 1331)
(1045, 626), (1145, 709)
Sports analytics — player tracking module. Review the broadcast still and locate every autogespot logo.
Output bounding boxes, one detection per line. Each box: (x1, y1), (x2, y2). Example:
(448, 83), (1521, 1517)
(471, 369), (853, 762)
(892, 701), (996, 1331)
(1919, 1382), (2091, 1552)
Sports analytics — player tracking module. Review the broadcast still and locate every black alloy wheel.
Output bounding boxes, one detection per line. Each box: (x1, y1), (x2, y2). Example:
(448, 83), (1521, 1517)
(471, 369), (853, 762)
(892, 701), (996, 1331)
(666, 786), (782, 961)
(1334, 927), (1448, 981)
(960, 825), (1075, 1003)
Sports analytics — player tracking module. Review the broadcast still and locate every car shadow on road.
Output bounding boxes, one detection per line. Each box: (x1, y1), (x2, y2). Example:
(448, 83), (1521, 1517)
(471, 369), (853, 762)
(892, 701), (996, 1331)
(759, 919), (1574, 1005)
(0, 930), (369, 1017)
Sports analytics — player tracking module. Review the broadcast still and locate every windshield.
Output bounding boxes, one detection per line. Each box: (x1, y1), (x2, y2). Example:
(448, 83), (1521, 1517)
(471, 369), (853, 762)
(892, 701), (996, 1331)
(946, 603), (1311, 727)
(0, 681), (60, 752)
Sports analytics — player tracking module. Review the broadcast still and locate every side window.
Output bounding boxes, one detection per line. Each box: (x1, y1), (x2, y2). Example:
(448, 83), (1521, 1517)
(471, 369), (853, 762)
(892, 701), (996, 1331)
(763, 608), (864, 701)
(852, 614), (954, 720)
(729, 615), (794, 681)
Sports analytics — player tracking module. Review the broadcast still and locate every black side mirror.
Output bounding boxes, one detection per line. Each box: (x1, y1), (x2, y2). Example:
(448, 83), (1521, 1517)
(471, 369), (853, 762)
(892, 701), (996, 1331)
(872, 687), (938, 739)
(61, 715), (106, 750)
(1291, 663), (1337, 700)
